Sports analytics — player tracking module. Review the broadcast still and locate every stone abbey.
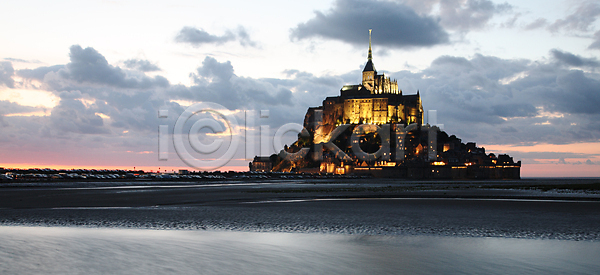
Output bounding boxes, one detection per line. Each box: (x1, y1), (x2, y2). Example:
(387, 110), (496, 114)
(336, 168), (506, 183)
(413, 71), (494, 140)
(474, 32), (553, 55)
(306, 30), (423, 130)
(251, 30), (520, 179)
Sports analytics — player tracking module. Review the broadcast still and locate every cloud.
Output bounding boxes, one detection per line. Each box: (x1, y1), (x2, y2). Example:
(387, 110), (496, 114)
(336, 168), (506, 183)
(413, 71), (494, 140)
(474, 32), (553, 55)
(165, 56), (350, 129)
(3, 44), (600, 168)
(549, 70), (600, 114)
(492, 103), (537, 118)
(48, 96), (109, 135)
(26, 47), (591, 147)
(402, 0), (513, 31)
(500, 126), (518, 133)
(2, 58), (41, 64)
(234, 27), (256, 47)
(0, 100), (40, 116)
(510, 151), (599, 160)
(178, 57), (298, 123)
(290, 0), (449, 48)
(589, 30), (600, 50)
(10, 46), (177, 137)
(194, 56), (235, 83)
(436, 0), (512, 31)
(0, 62), (15, 88)
(548, 1), (600, 33)
(56, 45), (169, 89)
(123, 59), (161, 72)
(17, 65), (64, 81)
(500, 152), (600, 165)
(524, 18), (548, 30)
(0, 46), (190, 168)
(386, 50), (600, 145)
(175, 26), (256, 47)
(501, 13), (521, 28)
(550, 49), (600, 68)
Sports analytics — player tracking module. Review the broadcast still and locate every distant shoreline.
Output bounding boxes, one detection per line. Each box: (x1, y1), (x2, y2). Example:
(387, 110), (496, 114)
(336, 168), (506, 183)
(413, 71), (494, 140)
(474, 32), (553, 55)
(1, 177), (599, 193)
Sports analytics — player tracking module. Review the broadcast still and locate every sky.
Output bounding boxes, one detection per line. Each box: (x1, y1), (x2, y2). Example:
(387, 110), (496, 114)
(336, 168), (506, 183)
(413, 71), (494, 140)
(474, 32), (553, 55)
(1, 0), (599, 177)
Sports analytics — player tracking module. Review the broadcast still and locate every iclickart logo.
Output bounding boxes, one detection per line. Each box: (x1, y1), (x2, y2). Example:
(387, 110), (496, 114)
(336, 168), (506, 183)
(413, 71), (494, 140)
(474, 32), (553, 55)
(158, 102), (443, 170)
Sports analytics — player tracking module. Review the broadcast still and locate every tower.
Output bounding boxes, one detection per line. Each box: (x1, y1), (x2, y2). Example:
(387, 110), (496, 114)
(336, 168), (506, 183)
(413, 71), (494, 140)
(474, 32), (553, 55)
(362, 29), (376, 92)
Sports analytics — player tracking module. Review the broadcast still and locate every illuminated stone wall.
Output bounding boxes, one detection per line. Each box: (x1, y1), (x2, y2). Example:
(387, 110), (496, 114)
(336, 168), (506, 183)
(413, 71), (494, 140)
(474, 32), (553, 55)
(338, 97), (420, 125)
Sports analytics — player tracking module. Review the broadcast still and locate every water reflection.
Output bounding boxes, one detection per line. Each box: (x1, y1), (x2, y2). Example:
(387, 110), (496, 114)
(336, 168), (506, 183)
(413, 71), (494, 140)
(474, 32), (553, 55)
(0, 226), (598, 274)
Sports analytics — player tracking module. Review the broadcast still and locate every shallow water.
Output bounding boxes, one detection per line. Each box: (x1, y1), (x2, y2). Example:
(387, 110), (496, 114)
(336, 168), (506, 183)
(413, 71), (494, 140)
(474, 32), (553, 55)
(0, 226), (598, 274)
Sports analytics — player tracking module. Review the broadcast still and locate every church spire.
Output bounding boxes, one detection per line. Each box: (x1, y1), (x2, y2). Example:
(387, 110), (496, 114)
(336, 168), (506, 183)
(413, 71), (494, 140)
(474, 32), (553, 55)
(368, 29), (372, 61)
(362, 29), (376, 72)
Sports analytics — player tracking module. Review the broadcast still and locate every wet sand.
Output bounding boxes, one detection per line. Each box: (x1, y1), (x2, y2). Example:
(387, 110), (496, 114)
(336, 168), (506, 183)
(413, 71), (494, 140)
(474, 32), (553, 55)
(1, 178), (599, 240)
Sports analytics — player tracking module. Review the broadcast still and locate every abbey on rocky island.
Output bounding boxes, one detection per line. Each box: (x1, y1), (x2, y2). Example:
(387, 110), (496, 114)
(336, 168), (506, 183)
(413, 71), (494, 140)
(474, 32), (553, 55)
(251, 30), (520, 179)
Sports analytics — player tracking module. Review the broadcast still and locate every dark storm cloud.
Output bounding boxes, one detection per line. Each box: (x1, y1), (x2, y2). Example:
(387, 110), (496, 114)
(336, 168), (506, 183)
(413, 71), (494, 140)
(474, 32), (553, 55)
(420, 55), (529, 119)
(500, 126), (517, 133)
(491, 103), (537, 118)
(290, 0), (449, 48)
(392, 55), (527, 127)
(550, 49), (600, 68)
(175, 26), (256, 47)
(0, 62), (15, 88)
(548, 1), (600, 33)
(57, 45), (169, 89)
(388, 50), (600, 145)
(550, 70), (600, 114)
(123, 59), (161, 72)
